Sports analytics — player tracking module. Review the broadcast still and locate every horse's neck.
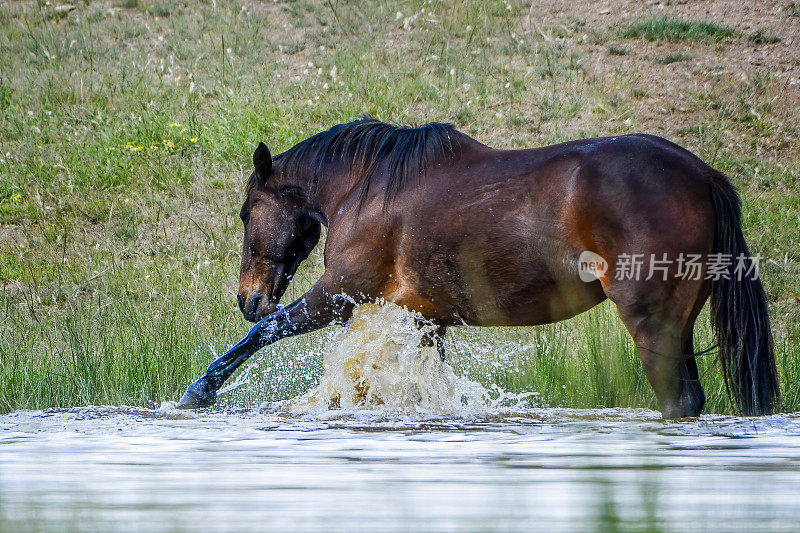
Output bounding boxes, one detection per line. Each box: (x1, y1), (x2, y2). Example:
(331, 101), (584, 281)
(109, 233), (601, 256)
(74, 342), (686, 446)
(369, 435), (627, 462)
(304, 133), (485, 223)
(303, 158), (355, 226)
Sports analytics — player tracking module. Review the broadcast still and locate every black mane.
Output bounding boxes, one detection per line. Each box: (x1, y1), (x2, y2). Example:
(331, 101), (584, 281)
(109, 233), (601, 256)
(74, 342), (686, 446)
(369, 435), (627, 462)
(274, 116), (459, 207)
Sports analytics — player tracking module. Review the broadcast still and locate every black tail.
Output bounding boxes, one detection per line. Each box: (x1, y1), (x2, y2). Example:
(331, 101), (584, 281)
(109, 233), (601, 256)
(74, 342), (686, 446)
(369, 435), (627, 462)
(708, 172), (780, 415)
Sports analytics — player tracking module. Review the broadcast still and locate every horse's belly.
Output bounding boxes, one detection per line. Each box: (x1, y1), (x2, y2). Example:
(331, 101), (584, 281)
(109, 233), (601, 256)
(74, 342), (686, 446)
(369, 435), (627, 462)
(392, 196), (604, 325)
(471, 279), (606, 327)
(388, 255), (606, 327)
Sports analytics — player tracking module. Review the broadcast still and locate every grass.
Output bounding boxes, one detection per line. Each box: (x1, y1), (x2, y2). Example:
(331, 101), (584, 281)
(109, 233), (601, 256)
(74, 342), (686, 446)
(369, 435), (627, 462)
(622, 17), (739, 43)
(607, 45), (629, 56)
(1, 0), (799, 414)
(656, 52), (692, 64)
(748, 29), (781, 44)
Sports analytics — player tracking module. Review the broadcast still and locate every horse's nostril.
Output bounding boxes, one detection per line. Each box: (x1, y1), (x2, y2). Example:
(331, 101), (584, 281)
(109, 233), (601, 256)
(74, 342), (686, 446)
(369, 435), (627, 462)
(250, 294), (262, 313)
(240, 293), (263, 322)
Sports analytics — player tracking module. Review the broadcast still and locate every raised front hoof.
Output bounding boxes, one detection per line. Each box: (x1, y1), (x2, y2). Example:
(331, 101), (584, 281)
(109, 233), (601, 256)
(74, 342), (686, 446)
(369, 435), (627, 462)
(176, 378), (217, 409)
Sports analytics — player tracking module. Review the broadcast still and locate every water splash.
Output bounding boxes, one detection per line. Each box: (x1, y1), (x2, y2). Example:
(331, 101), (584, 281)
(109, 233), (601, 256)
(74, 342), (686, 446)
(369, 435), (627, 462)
(285, 302), (535, 416)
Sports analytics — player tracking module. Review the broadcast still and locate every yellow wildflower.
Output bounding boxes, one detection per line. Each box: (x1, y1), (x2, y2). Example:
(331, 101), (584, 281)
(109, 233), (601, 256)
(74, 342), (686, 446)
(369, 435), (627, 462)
(170, 122), (181, 128)
(163, 139), (174, 148)
(10, 193), (22, 203)
(190, 137), (199, 143)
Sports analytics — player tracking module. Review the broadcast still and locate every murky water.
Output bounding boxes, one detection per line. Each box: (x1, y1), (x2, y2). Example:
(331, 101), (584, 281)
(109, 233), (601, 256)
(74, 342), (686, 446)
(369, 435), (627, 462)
(3, 303), (800, 531)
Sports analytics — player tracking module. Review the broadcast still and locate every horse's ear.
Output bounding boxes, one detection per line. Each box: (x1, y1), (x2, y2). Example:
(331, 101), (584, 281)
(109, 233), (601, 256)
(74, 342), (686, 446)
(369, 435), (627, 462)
(253, 142), (272, 177)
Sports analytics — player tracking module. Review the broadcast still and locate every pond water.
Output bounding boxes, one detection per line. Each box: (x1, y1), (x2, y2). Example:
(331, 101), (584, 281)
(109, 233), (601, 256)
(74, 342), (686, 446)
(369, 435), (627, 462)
(3, 304), (799, 531)
(2, 407), (800, 532)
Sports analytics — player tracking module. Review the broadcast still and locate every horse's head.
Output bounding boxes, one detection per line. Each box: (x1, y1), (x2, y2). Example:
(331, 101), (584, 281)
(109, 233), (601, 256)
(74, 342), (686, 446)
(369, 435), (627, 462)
(237, 142), (321, 322)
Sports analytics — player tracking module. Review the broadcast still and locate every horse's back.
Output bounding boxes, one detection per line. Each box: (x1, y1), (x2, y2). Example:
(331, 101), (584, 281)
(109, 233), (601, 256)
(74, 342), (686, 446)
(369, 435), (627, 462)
(335, 133), (720, 327)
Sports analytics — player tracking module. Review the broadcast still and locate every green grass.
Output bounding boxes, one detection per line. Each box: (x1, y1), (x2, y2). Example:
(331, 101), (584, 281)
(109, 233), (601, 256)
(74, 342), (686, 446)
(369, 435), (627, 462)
(1, 0), (798, 414)
(622, 17), (739, 43)
(656, 52), (692, 64)
(748, 29), (780, 44)
(607, 45), (629, 56)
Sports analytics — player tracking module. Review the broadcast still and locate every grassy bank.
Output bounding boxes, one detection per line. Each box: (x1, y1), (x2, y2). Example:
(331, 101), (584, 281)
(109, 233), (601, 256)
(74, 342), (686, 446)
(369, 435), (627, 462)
(1, 0), (798, 413)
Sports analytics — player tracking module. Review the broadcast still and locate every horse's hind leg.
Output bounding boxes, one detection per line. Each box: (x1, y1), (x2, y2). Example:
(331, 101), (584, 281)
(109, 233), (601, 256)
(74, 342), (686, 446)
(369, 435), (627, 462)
(434, 326), (447, 360)
(416, 318), (447, 360)
(680, 327), (705, 416)
(422, 325), (447, 361)
(606, 278), (708, 419)
(614, 305), (702, 418)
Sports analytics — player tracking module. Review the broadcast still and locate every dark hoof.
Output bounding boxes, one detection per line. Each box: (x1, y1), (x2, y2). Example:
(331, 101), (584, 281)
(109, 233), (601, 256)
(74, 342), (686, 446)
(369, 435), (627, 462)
(661, 401), (703, 420)
(176, 378), (217, 409)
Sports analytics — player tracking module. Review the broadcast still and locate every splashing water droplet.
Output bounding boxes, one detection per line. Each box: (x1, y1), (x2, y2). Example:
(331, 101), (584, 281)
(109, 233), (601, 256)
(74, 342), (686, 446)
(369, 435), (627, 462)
(285, 302), (531, 417)
(220, 301), (538, 417)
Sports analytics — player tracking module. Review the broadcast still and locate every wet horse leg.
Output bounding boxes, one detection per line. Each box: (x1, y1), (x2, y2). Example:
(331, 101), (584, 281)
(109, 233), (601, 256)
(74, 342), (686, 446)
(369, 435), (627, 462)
(678, 320), (706, 416)
(177, 282), (353, 409)
(415, 318), (447, 360)
(602, 268), (708, 418)
(622, 311), (688, 418)
(613, 295), (706, 419)
(670, 291), (708, 416)
(434, 326), (447, 360)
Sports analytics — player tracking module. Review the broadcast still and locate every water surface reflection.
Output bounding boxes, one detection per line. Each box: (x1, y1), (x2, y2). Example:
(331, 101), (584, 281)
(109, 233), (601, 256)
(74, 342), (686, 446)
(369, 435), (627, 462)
(1, 407), (799, 532)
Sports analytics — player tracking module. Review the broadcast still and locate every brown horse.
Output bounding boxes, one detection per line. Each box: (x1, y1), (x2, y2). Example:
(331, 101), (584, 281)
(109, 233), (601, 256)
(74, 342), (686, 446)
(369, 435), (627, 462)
(177, 117), (779, 418)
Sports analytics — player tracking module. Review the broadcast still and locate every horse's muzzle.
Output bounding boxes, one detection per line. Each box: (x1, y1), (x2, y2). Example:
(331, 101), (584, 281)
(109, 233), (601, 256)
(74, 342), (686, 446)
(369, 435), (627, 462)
(240, 292), (262, 322)
(239, 292), (278, 323)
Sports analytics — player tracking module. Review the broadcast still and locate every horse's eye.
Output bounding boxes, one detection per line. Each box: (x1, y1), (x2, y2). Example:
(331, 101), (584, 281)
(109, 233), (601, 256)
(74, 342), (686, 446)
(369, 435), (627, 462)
(239, 209), (250, 222)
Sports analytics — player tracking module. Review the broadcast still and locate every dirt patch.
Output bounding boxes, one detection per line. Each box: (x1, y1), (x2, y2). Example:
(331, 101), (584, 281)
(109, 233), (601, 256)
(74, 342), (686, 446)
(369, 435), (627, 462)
(524, 0), (799, 138)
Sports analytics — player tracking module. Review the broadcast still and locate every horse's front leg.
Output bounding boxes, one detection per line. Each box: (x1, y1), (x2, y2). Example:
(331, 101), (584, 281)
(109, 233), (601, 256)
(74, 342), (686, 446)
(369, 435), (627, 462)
(176, 282), (353, 409)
